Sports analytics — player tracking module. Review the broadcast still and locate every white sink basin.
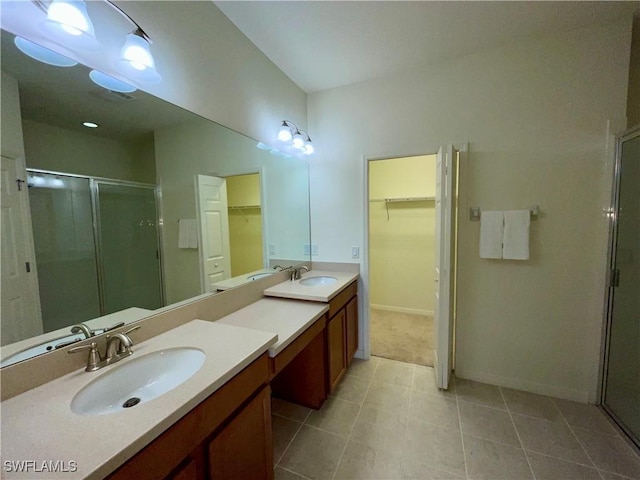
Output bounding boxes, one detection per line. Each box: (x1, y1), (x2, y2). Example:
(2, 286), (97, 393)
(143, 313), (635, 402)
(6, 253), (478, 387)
(247, 272), (273, 281)
(1, 333), (84, 368)
(299, 276), (338, 287)
(70, 347), (206, 416)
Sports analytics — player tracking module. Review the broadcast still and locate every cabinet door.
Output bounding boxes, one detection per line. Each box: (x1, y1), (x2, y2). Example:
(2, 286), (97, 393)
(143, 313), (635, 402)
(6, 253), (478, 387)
(209, 386), (273, 480)
(345, 296), (358, 365)
(327, 309), (347, 393)
(167, 448), (206, 480)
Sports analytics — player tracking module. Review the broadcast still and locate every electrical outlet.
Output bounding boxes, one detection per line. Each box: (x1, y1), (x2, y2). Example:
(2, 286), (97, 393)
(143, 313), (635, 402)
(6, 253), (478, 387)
(311, 244), (318, 256)
(303, 244), (311, 256)
(352, 246), (360, 259)
(269, 244), (276, 256)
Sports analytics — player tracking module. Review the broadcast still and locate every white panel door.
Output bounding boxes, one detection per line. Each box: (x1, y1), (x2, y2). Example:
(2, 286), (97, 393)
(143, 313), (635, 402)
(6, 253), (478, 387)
(434, 145), (458, 389)
(196, 175), (231, 293)
(0, 155), (42, 344)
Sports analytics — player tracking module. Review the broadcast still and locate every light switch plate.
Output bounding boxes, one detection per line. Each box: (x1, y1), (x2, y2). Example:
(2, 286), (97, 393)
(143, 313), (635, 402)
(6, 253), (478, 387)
(351, 246), (360, 259)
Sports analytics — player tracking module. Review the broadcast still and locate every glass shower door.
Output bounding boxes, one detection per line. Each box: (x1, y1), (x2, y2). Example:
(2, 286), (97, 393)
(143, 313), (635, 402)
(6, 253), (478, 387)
(603, 128), (640, 447)
(27, 172), (101, 331)
(95, 181), (163, 314)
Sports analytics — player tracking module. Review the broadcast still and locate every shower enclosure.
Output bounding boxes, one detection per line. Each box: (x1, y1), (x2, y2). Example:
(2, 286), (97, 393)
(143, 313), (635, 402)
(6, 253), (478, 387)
(601, 126), (640, 448)
(27, 170), (163, 333)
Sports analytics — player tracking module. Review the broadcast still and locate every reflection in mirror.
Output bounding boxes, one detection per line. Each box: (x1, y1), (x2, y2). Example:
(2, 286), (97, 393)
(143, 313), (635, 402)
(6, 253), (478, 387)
(0, 29), (311, 366)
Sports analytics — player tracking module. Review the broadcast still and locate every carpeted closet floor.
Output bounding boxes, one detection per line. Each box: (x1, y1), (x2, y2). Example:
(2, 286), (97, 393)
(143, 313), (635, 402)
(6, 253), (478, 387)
(369, 308), (434, 366)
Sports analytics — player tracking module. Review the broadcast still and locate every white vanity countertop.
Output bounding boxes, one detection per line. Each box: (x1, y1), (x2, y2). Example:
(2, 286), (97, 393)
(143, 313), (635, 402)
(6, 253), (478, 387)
(0, 319), (277, 480)
(215, 298), (329, 356)
(211, 268), (276, 291)
(263, 270), (359, 302)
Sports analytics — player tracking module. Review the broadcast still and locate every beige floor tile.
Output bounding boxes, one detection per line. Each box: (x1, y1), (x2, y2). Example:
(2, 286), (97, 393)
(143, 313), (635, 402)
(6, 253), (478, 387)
(511, 413), (591, 465)
(414, 365), (456, 398)
(455, 378), (507, 410)
(372, 357), (415, 388)
(552, 398), (619, 435)
(500, 387), (563, 422)
(599, 471), (639, 480)
(347, 357), (380, 380)
(334, 439), (404, 479)
(363, 382), (411, 412)
(399, 458), (466, 479)
(526, 451), (601, 480)
(572, 427), (640, 479)
(459, 402), (520, 446)
(273, 415), (302, 463)
(305, 396), (360, 437)
(350, 405), (408, 456)
(278, 425), (347, 480)
(273, 397), (312, 422)
(331, 373), (371, 405)
(275, 466), (309, 480)
(404, 420), (466, 477)
(463, 434), (533, 480)
(410, 390), (460, 431)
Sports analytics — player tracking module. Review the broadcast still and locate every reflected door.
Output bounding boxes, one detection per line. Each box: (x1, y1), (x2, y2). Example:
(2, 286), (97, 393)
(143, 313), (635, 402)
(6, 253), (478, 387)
(95, 182), (163, 314)
(603, 130), (640, 446)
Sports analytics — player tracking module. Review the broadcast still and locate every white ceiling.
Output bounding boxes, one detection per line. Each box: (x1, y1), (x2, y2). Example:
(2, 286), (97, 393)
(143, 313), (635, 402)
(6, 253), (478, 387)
(215, 1), (639, 94)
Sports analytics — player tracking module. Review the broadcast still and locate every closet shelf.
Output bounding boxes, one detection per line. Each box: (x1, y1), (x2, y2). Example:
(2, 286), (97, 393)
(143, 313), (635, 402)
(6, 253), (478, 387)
(228, 205), (261, 222)
(370, 197), (435, 220)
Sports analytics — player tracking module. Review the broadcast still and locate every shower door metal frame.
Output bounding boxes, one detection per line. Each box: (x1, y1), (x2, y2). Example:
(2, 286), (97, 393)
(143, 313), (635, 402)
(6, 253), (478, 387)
(26, 168), (165, 315)
(599, 124), (640, 449)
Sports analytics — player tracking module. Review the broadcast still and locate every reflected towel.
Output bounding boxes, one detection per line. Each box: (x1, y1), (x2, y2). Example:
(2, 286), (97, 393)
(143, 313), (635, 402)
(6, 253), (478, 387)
(503, 210), (530, 260)
(178, 219), (198, 249)
(479, 211), (504, 259)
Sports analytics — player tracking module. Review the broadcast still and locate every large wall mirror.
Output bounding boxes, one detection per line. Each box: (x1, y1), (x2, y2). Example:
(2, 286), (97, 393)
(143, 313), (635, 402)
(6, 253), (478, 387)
(0, 28), (311, 366)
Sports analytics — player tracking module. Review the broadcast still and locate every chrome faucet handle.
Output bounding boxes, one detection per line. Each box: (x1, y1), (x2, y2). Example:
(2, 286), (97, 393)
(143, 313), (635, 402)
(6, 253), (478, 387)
(70, 323), (95, 339)
(123, 325), (141, 337)
(273, 264), (284, 271)
(68, 342), (102, 372)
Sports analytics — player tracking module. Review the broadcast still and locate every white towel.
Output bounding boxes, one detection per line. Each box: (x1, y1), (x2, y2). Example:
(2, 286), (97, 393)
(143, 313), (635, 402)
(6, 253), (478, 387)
(503, 210), (530, 260)
(178, 219), (198, 249)
(479, 211), (504, 259)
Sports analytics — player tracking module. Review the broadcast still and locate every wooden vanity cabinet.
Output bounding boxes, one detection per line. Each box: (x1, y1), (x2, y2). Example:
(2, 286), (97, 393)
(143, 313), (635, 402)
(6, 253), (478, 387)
(326, 280), (358, 393)
(108, 353), (273, 480)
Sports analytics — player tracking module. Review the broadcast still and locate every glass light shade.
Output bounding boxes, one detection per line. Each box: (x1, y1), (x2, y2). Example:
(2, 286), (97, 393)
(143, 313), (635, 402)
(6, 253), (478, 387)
(14, 37), (77, 67)
(278, 123), (293, 142)
(304, 141), (314, 155)
(292, 131), (305, 149)
(43, 0), (100, 50)
(89, 70), (137, 93)
(117, 33), (161, 83)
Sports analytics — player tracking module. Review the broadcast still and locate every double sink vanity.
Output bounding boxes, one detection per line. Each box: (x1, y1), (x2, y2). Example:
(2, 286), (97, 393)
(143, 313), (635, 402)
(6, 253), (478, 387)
(0, 268), (359, 479)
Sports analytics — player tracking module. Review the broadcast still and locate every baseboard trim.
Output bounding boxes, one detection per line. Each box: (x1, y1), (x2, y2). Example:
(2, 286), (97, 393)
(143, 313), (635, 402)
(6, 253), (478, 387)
(370, 304), (433, 316)
(454, 367), (593, 403)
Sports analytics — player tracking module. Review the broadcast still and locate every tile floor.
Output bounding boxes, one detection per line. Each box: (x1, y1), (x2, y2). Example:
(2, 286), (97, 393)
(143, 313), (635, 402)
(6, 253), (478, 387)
(272, 356), (640, 480)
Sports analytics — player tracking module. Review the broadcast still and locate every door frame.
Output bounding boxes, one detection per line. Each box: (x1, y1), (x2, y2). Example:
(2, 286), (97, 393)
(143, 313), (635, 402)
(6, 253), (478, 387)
(360, 149), (439, 361)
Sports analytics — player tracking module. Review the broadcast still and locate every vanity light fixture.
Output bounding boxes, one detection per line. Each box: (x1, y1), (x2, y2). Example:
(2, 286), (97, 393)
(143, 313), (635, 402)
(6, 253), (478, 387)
(18, 0), (161, 88)
(277, 120), (314, 155)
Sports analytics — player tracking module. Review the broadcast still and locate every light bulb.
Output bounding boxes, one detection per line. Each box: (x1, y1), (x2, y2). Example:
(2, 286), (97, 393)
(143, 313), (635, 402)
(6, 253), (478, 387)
(292, 131), (305, 149)
(117, 32), (161, 83)
(43, 0), (100, 50)
(304, 141), (314, 155)
(278, 123), (293, 142)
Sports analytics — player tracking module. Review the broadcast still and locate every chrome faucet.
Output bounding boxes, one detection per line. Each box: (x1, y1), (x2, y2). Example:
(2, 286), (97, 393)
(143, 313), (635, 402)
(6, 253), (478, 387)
(290, 265), (310, 281)
(68, 325), (141, 372)
(70, 323), (95, 339)
(273, 265), (291, 271)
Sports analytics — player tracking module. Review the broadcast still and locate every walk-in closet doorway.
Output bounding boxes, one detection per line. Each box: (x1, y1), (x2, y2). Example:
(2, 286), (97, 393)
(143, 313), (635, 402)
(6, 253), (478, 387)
(367, 154), (437, 366)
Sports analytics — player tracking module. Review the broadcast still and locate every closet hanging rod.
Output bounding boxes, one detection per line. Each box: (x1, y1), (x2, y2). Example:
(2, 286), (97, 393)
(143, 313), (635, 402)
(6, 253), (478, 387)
(369, 196), (435, 203)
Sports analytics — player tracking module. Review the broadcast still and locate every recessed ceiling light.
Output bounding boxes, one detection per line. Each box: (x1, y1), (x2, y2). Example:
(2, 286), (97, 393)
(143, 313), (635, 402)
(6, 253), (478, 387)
(83, 122), (98, 128)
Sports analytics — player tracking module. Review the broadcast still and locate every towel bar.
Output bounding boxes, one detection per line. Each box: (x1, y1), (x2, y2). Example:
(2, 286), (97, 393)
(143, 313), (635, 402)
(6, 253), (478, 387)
(470, 205), (539, 221)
